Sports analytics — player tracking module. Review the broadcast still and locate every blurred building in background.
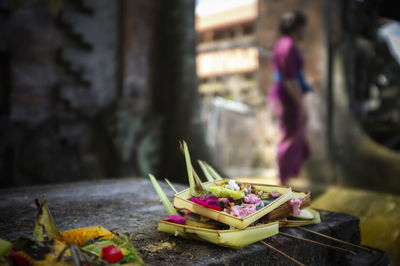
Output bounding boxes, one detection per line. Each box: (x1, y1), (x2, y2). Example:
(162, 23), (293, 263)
(196, 2), (260, 105)
(195, 1), (267, 176)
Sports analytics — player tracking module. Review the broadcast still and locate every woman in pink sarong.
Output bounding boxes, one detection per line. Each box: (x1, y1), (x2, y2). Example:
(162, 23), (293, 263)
(269, 11), (311, 185)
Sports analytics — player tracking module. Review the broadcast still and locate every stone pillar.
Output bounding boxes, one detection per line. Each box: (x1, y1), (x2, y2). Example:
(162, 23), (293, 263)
(153, 0), (213, 182)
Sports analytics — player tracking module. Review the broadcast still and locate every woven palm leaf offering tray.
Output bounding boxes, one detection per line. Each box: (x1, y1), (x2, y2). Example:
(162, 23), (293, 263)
(244, 183), (320, 226)
(174, 141), (296, 229)
(3, 196), (144, 266)
(249, 183), (311, 221)
(147, 141), (372, 265)
(149, 174), (279, 249)
(148, 141), (316, 247)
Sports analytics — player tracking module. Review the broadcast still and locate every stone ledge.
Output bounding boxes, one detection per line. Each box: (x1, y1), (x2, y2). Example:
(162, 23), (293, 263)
(0, 177), (389, 265)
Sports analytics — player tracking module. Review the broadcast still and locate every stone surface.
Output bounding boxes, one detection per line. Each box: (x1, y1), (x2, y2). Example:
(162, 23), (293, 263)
(0, 178), (389, 265)
(312, 186), (400, 265)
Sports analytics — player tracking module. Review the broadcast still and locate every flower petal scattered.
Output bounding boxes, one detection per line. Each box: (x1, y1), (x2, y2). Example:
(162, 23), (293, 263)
(270, 191), (281, 198)
(244, 194), (261, 206)
(289, 197), (302, 216)
(227, 204), (256, 218)
(189, 197), (222, 211)
(167, 215), (186, 225)
(56, 228), (113, 246)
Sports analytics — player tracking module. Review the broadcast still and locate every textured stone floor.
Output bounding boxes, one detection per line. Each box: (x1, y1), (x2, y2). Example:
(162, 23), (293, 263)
(0, 177), (389, 265)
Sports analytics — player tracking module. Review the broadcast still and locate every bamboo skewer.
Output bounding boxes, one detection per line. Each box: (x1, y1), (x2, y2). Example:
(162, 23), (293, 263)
(164, 178), (178, 194)
(297, 227), (372, 253)
(259, 241), (306, 266)
(278, 232), (356, 255)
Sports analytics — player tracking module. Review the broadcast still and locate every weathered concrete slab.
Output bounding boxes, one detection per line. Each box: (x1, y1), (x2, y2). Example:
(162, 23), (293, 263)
(0, 178), (389, 265)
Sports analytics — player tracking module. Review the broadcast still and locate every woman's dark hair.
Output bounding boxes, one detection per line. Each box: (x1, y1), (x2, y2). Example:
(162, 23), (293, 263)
(279, 11), (307, 35)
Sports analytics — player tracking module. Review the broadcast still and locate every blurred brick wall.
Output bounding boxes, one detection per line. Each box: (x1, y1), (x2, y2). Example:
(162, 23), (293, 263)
(0, 0), (162, 186)
(0, 0), (209, 187)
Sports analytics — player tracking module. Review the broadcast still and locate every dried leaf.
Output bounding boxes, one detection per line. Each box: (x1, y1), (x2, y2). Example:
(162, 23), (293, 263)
(33, 195), (60, 240)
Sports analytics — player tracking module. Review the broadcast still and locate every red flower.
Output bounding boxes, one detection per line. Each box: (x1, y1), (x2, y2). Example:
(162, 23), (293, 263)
(9, 248), (30, 266)
(102, 245), (124, 263)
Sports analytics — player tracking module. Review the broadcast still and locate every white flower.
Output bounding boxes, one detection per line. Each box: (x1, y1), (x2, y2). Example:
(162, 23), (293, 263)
(226, 179), (240, 191)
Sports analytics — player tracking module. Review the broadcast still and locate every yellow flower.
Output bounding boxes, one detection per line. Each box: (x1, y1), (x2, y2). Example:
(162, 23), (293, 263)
(56, 228), (113, 246)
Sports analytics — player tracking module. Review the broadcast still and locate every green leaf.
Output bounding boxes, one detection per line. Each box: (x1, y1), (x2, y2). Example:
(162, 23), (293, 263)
(148, 174), (177, 215)
(32, 195), (60, 240)
(204, 162), (223, 180)
(182, 141), (197, 196)
(198, 160), (214, 182)
(33, 215), (44, 241)
(33, 197), (45, 241)
(42, 202), (60, 239)
(0, 238), (12, 257)
(180, 141), (205, 195)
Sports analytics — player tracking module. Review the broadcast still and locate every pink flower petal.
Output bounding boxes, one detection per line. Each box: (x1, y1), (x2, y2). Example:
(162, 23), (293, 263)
(288, 197), (302, 216)
(230, 205), (243, 218)
(244, 194), (261, 206)
(167, 215), (186, 225)
(189, 197), (222, 211)
(270, 191), (282, 198)
(229, 204), (257, 218)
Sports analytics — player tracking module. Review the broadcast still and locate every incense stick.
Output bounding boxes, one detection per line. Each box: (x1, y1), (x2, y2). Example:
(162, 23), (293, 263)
(164, 178), (178, 194)
(278, 232), (356, 255)
(297, 227), (372, 253)
(260, 241), (306, 266)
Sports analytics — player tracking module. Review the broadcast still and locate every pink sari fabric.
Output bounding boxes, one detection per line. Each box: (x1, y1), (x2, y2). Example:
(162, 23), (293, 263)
(269, 36), (310, 184)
